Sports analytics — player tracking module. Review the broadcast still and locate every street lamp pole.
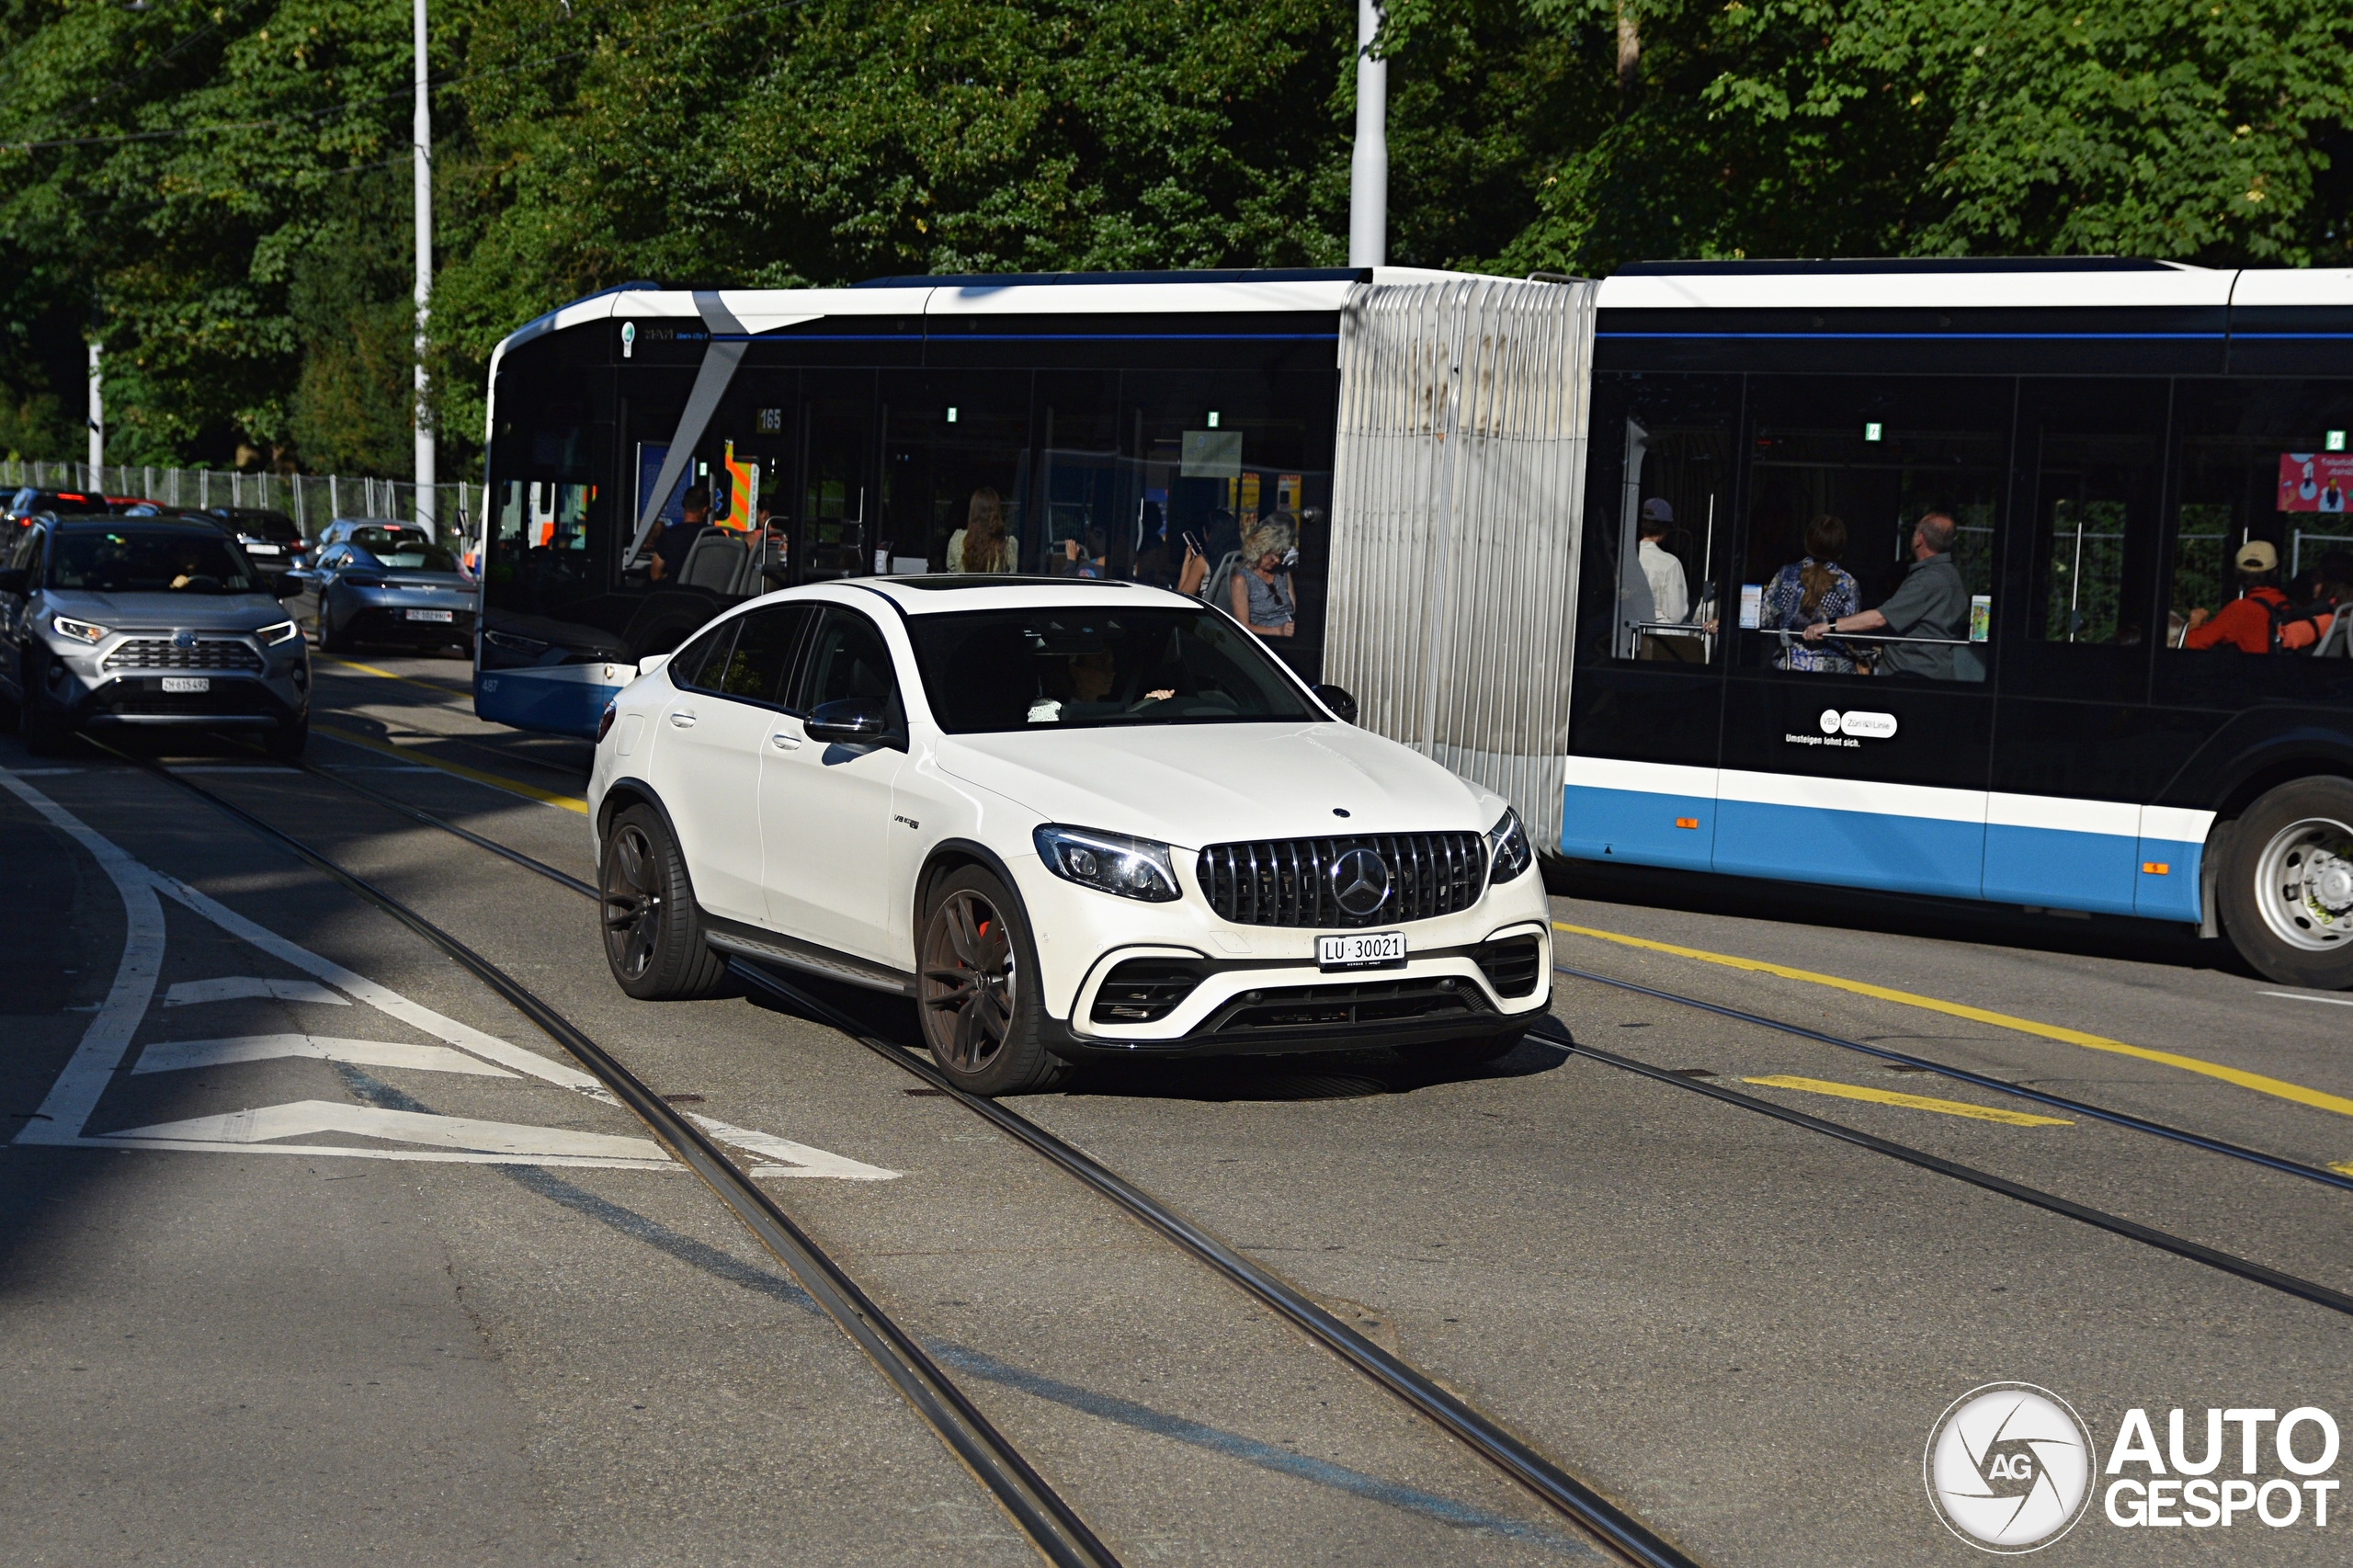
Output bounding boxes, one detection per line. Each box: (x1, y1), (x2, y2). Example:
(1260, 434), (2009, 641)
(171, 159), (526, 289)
(1347, 0), (1387, 269)
(412, 0), (435, 534)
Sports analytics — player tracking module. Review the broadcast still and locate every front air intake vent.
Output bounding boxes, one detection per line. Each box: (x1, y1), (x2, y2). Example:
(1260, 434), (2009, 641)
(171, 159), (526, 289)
(1090, 959), (1203, 1025)
(1474, 937), (1542, 998)
(1195, 834), (1486, 928)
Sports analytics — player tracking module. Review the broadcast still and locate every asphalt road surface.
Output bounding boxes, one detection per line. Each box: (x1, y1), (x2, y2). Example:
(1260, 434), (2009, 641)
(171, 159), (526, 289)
(4, 647), (2347, 1566)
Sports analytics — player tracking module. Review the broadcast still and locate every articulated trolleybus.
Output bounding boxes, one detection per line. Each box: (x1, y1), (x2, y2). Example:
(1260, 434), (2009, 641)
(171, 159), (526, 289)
(476, 260), (2353, 990)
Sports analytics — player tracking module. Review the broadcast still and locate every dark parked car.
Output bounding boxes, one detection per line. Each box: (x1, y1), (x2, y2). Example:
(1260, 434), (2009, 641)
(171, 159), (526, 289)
(198, 506), (307, 577)
(6, 488), (165, 535)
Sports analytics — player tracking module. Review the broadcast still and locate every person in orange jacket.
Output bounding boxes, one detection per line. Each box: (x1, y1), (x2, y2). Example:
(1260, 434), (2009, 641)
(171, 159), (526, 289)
(2184, 539), (2296, 653)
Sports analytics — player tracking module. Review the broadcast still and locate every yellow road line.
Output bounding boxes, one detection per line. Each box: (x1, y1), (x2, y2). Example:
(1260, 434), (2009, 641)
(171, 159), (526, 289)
(314, 653), (472, 699)
(314, 725), (588, 815)
(1740, 1074), (2074, 1127)
(1553, 921), (2353, 1120)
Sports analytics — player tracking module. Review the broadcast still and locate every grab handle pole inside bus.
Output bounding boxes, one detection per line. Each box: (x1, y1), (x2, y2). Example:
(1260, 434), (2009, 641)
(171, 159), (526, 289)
(622, 290), (753, 569)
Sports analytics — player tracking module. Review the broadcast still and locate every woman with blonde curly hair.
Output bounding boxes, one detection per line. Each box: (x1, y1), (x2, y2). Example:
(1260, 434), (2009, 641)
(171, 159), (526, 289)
(1230, 514), (1297, 640)
(947, 487), (1017, 574)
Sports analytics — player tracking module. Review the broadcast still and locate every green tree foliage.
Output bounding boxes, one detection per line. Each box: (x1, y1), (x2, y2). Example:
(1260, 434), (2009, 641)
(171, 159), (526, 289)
(2, 0), (2347, 475)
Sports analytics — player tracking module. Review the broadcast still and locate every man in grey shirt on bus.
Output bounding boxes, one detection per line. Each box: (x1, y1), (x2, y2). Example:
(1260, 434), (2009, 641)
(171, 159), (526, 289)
(1803, 512), (1967, 678)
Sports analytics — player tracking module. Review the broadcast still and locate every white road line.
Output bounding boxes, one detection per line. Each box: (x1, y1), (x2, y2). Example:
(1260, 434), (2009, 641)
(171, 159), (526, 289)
(148, 871), (610, 1096)
(60, 1138), (675, 1169)
(690, 1113), (903, 1181)
(133, 1035), (521, 1077)
(165, 976), (350, 1007)
(2262, 990), (2353, 1008)
(2, 767), (166, 1146)
(103, 1100), (667, 1160)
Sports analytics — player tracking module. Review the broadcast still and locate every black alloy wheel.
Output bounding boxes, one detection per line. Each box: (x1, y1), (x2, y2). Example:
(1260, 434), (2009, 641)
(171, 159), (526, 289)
(600, 804), (726, 1000)
(917, 866), (1066, 1096)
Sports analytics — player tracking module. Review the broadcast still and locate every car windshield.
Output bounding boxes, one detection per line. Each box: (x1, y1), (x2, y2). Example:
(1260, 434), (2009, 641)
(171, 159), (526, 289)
(908, 606), (1318, 733)
(51, 528), (256, 594)
(348, 540), (458, 572)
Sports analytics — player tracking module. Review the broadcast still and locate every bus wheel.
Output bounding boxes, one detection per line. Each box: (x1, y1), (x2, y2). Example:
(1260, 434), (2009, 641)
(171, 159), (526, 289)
(2220, 777), (2353, 990)
(600, 805), (727, 1000)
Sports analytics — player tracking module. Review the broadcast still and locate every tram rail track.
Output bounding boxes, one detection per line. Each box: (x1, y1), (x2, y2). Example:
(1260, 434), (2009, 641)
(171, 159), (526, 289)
(156, 736), (1700, 1568)
(111, 745), (1121, 1568)
(1532, 1008), (2353, 1320)
(1554, 961), (2353, 1195)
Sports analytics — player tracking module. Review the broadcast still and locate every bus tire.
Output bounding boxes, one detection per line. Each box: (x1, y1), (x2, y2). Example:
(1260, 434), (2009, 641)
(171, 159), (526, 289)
(2219, 776), (2353, 991)
(599, 804), (728, 1000)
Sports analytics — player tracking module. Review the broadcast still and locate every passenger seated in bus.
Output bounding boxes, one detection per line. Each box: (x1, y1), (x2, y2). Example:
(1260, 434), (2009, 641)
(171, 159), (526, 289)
(1804, 512), (1967, 678)
(645, 486), (712, 584)
(2182, 540), (2291, 653)
(1762, 515), (1859, 673)
(1230, 517), (1297, 640)
(946, 487), (1017, 573)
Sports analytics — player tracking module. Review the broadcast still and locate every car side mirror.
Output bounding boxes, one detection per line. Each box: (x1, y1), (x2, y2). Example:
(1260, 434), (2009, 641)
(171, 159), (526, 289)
(0, 568), (25, 595)
(1313, 684), (1358, 724)
(270, 573), (306, 598)
(805, 697), (892, 745)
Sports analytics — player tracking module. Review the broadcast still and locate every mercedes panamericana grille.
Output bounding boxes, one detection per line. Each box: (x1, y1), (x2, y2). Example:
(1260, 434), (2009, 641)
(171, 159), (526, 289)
(587, 578), (1552, 1094)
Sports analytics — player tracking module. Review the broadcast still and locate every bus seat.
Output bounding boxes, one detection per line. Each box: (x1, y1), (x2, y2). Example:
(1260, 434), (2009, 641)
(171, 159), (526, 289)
(678, 530), (747, 592)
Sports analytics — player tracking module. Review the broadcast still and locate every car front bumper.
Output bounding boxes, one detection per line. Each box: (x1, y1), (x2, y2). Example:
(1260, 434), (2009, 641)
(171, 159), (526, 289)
(1003, 849), (1556, 1057)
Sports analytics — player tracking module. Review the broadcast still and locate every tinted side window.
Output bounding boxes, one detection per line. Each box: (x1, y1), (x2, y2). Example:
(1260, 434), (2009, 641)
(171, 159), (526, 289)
(669, 620), (738, 692)
(709, 605), (813, 705)
(795, 608), (895, 710)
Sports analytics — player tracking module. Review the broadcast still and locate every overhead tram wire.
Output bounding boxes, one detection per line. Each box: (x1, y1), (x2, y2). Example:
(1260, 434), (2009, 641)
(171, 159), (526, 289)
(209, 737), (1699, 1568)
(111, 744), (1122, 1568)
(1553, 961), (2353, 1194)
(1528, 1018), (2353, 1321)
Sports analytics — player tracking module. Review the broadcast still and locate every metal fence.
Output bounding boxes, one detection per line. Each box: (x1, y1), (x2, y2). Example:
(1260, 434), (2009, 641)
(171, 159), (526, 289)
(1323, 274), (1599, 852)
(2, 458), (480, 542)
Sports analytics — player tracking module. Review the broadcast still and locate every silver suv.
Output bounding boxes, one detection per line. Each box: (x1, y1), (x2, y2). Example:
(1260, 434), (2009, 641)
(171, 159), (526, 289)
(0, 514), (310, 756)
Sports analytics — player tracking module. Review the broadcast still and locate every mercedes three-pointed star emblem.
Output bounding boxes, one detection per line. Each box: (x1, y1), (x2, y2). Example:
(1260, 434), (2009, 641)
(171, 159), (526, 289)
(1329, 846), (1392, 918)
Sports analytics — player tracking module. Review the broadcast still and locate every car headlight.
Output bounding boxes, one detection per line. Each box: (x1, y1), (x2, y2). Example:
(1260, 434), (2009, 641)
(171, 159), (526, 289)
(1487, 806), (1533, 884)
(1034, 824), (1182, 902)
(52, 615), (107, 645)
(256, 619), (300, 647)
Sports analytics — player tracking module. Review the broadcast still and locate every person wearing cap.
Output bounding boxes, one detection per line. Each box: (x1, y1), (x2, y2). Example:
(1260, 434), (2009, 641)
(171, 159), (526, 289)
(2184, 540), (2290, 653)
(1635, 498), (1694, 660)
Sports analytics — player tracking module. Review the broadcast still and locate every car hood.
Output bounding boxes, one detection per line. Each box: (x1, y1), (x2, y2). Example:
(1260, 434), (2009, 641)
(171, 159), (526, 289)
(44, 588), (287, 631)
(933, 722), (1495, 850)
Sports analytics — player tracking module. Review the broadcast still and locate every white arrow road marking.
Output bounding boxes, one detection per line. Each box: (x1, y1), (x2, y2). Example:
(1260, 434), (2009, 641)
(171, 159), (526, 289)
(147, 870), (608, 1096)
(133, 1035), (522, 1078)
(165, 977), (350, 1007)
(2, 769), (165, 1147)
(4, 767), (902, 1180)
(103, 1101), (667, 1161)
(690, 1113), (902, 1181)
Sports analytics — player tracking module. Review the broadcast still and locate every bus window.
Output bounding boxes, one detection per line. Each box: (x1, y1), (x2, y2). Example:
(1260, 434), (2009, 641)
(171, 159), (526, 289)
(1036, 374), (1120, 582)
(881, 373), (1030, 577)
(1739, 377), (2007, 683)
(1579, 373), (1735, 675)
(801, 379), (876, 583)
(2165, 380), (2353, 665)
(2012, 380), (2167, 699)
